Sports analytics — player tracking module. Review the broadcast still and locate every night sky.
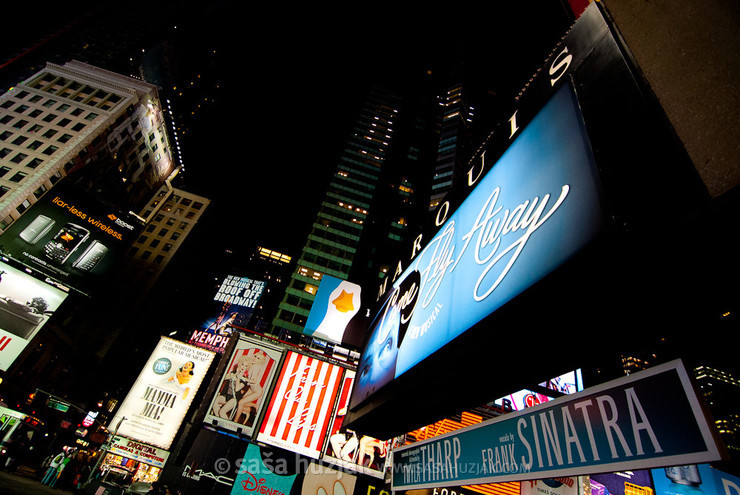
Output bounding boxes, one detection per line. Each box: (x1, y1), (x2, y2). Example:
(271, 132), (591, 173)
(139, 2), (576, 333)
(1, 1), (574, 259)
(168, 2), (574, 257)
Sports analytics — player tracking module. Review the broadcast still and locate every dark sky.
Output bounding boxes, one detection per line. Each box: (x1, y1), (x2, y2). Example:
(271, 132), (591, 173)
(0, 0), (577, 326)
(1, 1), (575, 261)
(131, 1), (576, 332)
(169, 2), (575, 259)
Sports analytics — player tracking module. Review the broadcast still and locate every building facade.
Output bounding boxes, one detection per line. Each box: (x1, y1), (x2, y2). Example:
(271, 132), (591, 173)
(0, 61), (177, 231)
(269, 87), (402, 336)
(125, 181), (210, 292)
(0, 60), (211, 421)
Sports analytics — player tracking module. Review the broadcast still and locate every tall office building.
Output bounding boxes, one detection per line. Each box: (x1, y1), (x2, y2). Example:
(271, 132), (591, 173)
(269, 87), (402, 337)
(0, 60), (211, 411)
(0, 60), (177, 231)
(428, 80), (476, 211)
(125, 181), (210, 293)
(694, 365), (740, 462)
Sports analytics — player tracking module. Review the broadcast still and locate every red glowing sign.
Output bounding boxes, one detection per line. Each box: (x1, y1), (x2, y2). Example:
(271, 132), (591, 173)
(257, 351), (345, 458)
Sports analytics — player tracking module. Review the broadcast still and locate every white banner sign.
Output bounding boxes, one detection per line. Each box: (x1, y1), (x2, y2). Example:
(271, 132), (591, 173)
(110, 337), (215, 450)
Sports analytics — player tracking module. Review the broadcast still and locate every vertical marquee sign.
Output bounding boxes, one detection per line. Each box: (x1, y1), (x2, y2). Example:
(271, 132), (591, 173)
(110, 337), (215, 450)
(257, 351), (345, 459)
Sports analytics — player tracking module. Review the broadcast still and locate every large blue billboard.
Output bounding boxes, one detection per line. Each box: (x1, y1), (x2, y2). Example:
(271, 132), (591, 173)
(350, 82), (606, 409)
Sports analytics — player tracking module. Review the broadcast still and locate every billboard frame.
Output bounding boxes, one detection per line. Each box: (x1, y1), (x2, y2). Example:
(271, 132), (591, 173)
(344, 2), (710, 439)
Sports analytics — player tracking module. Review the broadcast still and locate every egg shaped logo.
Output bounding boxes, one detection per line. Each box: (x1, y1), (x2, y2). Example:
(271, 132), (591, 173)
(152, 357), (172, 375)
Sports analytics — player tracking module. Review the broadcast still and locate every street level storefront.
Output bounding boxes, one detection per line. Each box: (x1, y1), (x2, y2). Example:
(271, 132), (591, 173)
(98, 435), (169, 484)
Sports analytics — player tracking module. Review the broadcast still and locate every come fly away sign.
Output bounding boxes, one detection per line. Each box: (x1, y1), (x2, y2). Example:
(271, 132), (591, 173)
(392, 360), (724, 489)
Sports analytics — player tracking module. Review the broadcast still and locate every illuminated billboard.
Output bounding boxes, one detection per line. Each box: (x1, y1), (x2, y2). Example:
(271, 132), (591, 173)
(350, 82), (605, 410)
(257, 351), (345, 459)
(204, 334), (283, 436)
(652, 463), (740, 494)
(495, 369), (584, 412)
(0, 180), (143, 295)
(188, 275), (266, 353)
(304, 275), (362, 344)
(321, 370), (390, 478)
(344, 2), (709, 439)
(110, 337), (215, 450)
(0, 259), (69, 370)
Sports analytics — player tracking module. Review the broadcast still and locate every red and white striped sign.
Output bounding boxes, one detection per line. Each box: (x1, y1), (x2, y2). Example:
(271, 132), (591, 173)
(258, 351), (344, 458)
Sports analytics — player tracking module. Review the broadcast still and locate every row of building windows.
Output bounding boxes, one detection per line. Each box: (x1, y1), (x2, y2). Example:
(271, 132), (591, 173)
(327, 183), (373, 205)
(300, 249), (352, 276)
(28, 72), (123, 111)
(309, 223), (360, 245)
(0, 90), (101, 179)
(331, 171), (377, 197)
(319, 201), (367, 225)
(306, 239), (355, 262)
(315, 212), (363, 238)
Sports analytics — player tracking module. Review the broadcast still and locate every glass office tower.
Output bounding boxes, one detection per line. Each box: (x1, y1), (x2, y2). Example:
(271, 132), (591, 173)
(270, 87), (401, 336)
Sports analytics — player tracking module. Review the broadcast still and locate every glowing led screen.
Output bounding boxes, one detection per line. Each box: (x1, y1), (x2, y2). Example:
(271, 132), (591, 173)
(0, 260), (68, 370)
(304, 275), (362, 344)
(351, 83), (605, 410)
(0, 180), (142, 295)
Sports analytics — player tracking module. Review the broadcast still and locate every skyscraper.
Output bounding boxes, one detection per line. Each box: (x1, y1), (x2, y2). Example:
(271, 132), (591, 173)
(0, 60), (211, 413)
(428, 80), (476, 211)
(269, 87), (401, 338)
(0, 60), (177, 231)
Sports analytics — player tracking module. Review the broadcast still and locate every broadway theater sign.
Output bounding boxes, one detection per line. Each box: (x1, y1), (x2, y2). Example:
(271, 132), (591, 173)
(392, 360), (725, 489)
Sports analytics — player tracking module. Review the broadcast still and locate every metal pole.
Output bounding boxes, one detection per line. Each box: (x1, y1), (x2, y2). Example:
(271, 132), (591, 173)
(81, 416), (126, 490)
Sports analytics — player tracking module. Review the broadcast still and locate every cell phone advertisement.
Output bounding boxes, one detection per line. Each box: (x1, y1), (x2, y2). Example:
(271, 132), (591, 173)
(0, 180), (143, 295)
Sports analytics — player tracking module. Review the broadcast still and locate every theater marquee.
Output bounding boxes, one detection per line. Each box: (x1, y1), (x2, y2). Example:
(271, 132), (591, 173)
(392, 361), (724, 489)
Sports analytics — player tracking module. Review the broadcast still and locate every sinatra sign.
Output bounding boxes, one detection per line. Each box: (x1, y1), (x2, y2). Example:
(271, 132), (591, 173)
(392, 360), (724, 489)
(351, 82), (605, 408)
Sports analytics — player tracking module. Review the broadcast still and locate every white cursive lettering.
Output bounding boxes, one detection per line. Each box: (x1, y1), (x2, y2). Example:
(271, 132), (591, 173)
(454, 185), (570, 301)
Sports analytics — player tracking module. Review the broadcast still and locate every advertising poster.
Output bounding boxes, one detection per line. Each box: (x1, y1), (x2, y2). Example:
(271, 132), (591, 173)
(407, 485), (520, 495)
(495, 370), (583, 413)
(0, 180), (143, 295)
(257, 351), (345, 459)
(652, 464), (740, 495)
(539, 370), (584, 396)
(494, 389), (555, 413)
(0, 259), (68, 370)
(110, 337), (215, 450)
(304, 275), (361, 344)
(189, 275), (266, 353)
(322, 370), (390, 479)
(204, 335), (283, 436)
(392, 361), (723, 489)
(590, 470), (653, 494)
(350, 82), (606, 410)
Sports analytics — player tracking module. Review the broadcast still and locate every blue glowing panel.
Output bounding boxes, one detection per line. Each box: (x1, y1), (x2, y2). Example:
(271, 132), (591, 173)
(352, 83), (605, 408)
